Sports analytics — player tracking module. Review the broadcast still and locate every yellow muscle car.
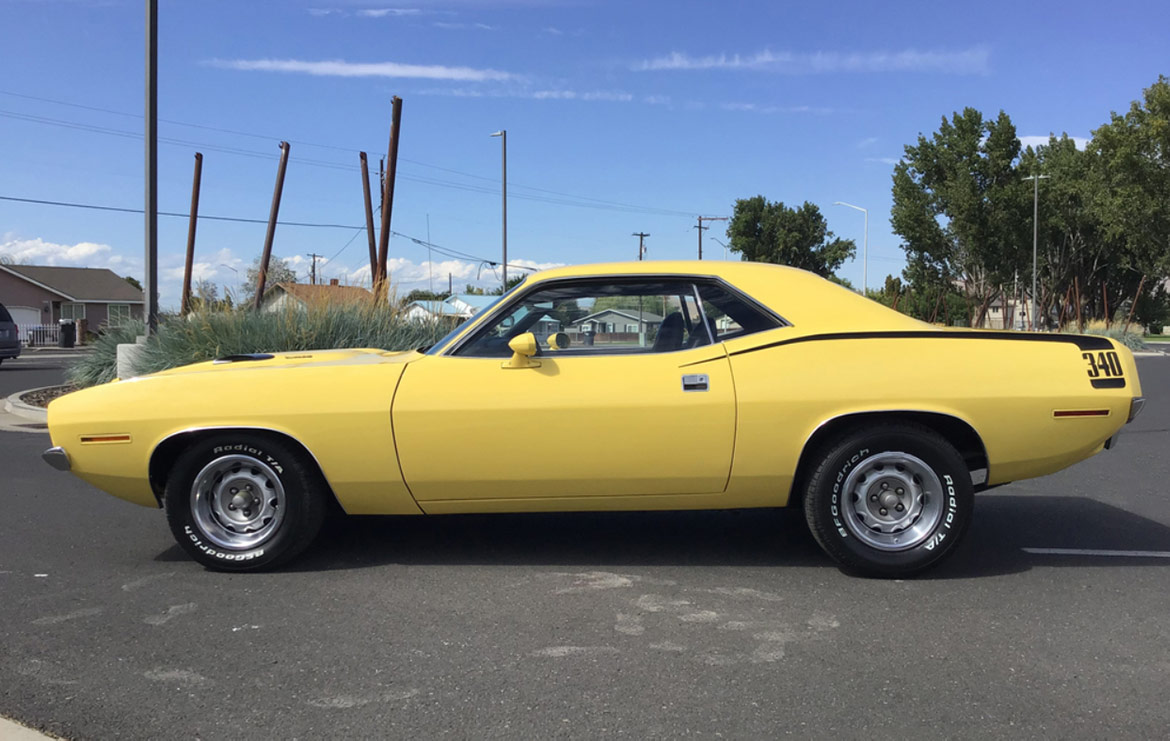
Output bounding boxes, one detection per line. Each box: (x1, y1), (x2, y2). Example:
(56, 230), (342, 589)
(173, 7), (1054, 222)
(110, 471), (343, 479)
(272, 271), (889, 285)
(43, 261), (1145, 576)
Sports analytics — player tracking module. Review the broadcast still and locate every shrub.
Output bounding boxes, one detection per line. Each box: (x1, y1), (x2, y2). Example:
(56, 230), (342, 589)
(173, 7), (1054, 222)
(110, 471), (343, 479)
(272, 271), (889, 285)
(67, 319), (145, 387)
(1062, 320), (1147, 351)
(68, 304), (458, 387)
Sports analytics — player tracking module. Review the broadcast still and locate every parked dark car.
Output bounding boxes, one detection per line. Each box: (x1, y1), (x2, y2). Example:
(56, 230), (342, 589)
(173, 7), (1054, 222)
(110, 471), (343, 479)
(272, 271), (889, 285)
(0, 302), (21, 365)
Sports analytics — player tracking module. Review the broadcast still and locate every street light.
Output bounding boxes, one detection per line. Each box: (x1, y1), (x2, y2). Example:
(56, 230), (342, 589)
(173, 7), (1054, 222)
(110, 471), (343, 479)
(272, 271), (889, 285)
(833, 201), (868, 295)
(709, 237), (730, 260)
(1023, 174), (1050, 331)
(219, 264), (239, 299)
(490, 130), (507, 292)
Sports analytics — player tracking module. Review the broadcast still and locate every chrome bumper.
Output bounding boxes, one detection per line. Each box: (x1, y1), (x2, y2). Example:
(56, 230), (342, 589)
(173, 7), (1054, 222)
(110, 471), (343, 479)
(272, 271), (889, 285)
(42, 446), (71, 471)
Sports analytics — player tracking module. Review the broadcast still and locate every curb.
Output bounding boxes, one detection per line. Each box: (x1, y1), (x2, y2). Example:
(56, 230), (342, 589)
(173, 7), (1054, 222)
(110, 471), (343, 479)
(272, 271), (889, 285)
(3, 385), (57, 423)
(0, 716), (57, 740)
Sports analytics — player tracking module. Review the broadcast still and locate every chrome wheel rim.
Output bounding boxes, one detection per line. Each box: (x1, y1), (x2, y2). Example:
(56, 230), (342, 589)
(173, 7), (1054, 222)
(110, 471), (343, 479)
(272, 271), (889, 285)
(841, 451), (943, 552)
(190, 455), (285, 550)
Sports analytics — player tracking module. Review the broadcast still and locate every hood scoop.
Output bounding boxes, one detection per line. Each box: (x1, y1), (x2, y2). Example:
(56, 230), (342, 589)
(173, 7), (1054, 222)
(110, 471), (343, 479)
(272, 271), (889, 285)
(213, 353), (276, 365)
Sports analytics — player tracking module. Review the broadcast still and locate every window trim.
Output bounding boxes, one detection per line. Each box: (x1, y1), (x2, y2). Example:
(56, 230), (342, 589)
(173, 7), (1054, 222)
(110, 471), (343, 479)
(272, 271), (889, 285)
(107, 303), (132, 326)
(442, 273), (788, 358)
(61, 302), (86, 321)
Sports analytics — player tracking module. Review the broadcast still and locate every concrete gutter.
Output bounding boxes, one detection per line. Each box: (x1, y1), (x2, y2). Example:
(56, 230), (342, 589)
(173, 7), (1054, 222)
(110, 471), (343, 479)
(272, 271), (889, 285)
(3, 385), (56, 423)
(0, 716), (57, 740)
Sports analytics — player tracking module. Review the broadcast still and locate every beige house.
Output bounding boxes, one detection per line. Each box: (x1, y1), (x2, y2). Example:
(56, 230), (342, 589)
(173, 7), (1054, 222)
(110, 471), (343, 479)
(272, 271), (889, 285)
(260, 280), (372, 312)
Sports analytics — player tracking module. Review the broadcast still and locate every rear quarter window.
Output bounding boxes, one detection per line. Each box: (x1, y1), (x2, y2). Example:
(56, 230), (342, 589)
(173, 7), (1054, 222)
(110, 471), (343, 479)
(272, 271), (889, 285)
(0, 303), (13, 323)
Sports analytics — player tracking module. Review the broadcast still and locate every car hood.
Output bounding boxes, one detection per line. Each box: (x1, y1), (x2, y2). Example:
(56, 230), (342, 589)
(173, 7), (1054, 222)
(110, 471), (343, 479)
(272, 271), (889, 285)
(144, 347), (423, 379)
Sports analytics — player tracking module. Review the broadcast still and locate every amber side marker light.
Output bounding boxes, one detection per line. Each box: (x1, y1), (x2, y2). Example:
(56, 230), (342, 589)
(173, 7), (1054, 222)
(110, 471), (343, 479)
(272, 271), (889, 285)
(79, 434), (133, 444)
(1052, 410), (1111, 418)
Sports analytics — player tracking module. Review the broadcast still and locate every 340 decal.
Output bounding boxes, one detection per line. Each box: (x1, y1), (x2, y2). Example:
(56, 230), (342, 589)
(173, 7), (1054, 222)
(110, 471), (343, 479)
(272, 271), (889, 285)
(1083, 350), (1123, 378)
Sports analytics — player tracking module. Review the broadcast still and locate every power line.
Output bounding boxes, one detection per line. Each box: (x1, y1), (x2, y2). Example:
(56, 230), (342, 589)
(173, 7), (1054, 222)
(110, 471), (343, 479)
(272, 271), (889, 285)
(0, 91), (698, 218)
(0, 193), (535, 273)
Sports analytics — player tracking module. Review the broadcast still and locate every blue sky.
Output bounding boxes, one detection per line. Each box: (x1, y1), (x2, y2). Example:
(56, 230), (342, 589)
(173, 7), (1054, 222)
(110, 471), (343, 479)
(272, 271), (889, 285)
(1, 0), (1167, 308)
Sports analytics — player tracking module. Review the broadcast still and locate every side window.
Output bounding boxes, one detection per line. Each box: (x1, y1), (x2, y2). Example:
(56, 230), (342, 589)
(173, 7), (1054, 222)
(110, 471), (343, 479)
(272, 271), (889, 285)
(695, 283), (783, 340)
(455, 280), (714, 357)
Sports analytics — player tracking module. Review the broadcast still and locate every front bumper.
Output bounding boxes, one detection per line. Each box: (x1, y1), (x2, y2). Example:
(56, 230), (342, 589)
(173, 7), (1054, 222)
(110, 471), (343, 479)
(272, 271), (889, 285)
(42, 446), (71, 471)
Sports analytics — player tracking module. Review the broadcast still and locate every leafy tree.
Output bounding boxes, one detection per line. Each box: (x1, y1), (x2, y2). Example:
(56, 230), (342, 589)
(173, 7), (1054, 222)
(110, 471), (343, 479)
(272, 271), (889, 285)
(243, 256), (297, 300)
(402, 289), (450, 305)
(124, 275), (143, 291)
(891, 108), (1030, 326)
(726, 197), (855, 278)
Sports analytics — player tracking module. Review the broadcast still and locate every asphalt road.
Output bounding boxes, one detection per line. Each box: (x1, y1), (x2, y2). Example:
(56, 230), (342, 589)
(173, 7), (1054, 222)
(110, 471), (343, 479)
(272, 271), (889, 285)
(1, 358), (1167, 739)
(0, 351), (72, 399)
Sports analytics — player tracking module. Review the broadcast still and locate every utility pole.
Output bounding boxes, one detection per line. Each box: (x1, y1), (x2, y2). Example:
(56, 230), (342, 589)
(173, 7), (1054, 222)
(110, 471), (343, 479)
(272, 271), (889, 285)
(633, 232), (650, 260)
(490, 129), (507, 291)
(1023, 173), (1049, 331)
(376, 96), (403, 301)
(359, 152), (377, 282)
(181, 152), (203, 316)
(306, 253), (322, 285)
(695, 216), (728, 260)
(253, 140), (290, 310)
(144, 0), (158, 333)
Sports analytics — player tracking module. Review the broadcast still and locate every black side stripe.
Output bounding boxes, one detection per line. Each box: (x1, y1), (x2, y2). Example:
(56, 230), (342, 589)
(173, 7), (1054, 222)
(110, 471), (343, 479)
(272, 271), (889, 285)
(1091, 378), (1126, 389)
(681, 330), (1115, 367)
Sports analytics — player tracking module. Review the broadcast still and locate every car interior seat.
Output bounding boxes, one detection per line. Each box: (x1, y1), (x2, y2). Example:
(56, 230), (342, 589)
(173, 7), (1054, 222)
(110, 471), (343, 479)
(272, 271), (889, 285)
(653, 312), (685, 352)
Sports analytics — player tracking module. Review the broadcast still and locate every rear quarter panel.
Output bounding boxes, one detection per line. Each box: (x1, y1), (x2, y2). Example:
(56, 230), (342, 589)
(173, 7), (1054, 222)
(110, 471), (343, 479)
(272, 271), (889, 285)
(721, 330), (1138, 503)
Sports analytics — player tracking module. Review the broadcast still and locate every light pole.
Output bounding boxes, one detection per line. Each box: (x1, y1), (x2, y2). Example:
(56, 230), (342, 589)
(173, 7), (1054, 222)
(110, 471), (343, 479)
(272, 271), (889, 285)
(219, 264), (239, 303)
(490, 130), (507, 291)
(1023, 174), (1049, 330)
(833, 202), (868, 295)
(710, 237), (729, 260)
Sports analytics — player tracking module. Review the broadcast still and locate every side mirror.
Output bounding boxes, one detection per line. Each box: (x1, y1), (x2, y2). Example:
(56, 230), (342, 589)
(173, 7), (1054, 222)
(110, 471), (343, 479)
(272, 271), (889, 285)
(503, 332), (541, 369)
(547, 331), (571, 350)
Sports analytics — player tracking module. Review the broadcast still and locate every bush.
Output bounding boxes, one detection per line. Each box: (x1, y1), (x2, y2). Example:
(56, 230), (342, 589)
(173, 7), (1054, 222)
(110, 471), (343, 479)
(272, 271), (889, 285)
(1063, 320), (1147, 351)
(68, 304), (458, 387)
(67, 319), (145, 387)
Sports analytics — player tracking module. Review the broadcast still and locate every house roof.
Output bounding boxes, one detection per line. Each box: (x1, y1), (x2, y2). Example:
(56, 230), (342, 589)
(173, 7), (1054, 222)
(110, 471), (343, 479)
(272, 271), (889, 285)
(573, 308), (665, 325)
(267, 282), (372, 304)
(408, 300), (465, 317)
(0, 264), (145, 303)
(446, 293), (498, 311)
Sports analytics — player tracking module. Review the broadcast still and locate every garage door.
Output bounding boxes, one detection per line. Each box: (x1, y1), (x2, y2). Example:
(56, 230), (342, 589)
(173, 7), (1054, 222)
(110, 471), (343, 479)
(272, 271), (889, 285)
(7, 306), (41, 326)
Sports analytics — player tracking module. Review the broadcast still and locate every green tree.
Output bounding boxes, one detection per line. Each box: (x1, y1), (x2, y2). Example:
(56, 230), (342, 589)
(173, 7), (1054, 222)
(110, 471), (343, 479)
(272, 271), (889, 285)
(123, 275), (143, 291)
(243, 256), (297, 300)
(488, 275), (526, 295)
(891, 108), (1030, 326)
(726, 197), (855, 278)
(402, 288), (450, 305)
(1088, 75), (1170, 325)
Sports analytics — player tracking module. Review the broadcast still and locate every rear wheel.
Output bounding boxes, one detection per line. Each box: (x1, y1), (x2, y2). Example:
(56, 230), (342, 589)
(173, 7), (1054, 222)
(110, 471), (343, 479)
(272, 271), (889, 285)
(164, 433), (326, 571)
(803, 423), (973, 577)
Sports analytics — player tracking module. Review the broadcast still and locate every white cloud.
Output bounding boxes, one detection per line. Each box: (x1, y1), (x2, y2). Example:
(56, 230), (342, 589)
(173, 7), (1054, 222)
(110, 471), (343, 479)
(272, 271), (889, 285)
(635, 47), (991, 75)
(432, 21), (497, 30)
(358, 8), (422, 17)
(718, 102), (834, 115)
(541, 26), (563, 35)
(317, 256), (564, 295)
(0, 237), (133, 269)
(857, 136), (878, 148)
(308, 8), (343, 17)
(208, 58), (516, 82)
(1019, 134), (1089, 150)
(865, 157), (901, 165)
(415, 86), (633, 102)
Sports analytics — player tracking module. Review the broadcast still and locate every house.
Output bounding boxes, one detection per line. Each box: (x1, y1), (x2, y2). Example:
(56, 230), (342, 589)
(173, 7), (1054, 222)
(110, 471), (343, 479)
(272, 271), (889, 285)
(405, 293), (499, 322)
(404, 300), (466, 322)
(260, 280), (372, 312)
(0, 264), (144, 343)
(568, 308), (664, 337)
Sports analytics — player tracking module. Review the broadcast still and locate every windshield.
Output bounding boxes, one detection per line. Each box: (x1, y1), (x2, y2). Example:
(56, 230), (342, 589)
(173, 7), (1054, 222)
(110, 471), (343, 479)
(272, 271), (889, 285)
(423, 279), (526, 355)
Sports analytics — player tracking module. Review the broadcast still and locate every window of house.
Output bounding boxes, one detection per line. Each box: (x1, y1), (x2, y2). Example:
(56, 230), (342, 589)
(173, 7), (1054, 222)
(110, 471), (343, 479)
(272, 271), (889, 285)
(61, 302), (86, 320)
(107, 304), (131, 326)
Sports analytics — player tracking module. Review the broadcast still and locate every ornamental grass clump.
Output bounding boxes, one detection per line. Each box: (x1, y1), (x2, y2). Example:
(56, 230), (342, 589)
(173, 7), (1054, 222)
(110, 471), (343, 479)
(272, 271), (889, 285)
(68, 301), (457, 387)
(66, 319), (145, 387)
(1062, 320), (1146, 351)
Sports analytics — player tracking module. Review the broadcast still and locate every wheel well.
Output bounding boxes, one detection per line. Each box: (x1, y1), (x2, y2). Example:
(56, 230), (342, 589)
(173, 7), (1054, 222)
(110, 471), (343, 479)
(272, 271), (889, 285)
(148, 428), (340, 510)
(788, 411), (989, 506)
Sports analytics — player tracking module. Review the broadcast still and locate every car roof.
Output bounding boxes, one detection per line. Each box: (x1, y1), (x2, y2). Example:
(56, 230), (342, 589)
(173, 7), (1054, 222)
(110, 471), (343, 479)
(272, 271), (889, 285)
(524, 261), (927, 333)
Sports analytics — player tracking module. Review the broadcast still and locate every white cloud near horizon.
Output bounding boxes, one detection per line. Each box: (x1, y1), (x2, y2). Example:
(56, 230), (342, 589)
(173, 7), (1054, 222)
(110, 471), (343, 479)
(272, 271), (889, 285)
(1019, 134), (1089, 150)
(0, 237), (134, 270)
(865, 156), (901, 165)
(415, 86), (633, 102)
(635, 47), (991, 75)
(719, 102), (835, 115)
(358, 8), (423, 17)
(208, 58), (516, 83)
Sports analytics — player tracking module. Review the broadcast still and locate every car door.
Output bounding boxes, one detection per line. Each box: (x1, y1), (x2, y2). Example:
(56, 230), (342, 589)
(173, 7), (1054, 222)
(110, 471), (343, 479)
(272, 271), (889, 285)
(392, 278), (737, 502)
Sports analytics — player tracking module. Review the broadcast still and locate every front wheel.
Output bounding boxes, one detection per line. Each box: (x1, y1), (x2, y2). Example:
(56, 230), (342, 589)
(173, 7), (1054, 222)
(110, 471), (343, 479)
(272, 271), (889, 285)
(803, 423), (974, 577)
(164, 434), (326, 571)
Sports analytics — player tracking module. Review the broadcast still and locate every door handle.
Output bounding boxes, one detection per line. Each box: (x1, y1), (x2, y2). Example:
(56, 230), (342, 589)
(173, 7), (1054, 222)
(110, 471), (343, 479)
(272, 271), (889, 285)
(681, 374), (709, 392)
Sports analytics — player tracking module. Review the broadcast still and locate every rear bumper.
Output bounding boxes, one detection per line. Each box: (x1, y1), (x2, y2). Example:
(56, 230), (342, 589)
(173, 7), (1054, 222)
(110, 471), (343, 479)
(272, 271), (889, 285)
(0, 343), (20, 359)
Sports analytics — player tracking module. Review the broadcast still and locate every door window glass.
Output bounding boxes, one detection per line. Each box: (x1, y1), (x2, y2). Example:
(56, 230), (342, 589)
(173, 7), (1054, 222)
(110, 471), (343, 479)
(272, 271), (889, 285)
(455, 280), (713, 357)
